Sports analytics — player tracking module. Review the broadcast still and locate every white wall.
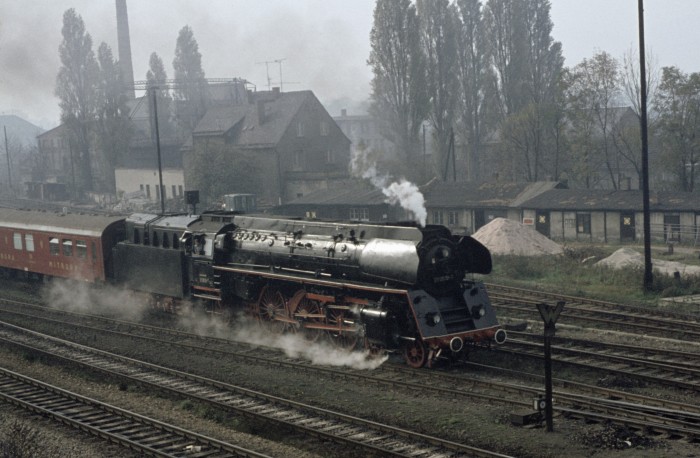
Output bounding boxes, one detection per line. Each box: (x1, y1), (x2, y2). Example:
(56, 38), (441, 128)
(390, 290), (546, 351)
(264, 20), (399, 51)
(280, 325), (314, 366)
(115, 168), (185, 201)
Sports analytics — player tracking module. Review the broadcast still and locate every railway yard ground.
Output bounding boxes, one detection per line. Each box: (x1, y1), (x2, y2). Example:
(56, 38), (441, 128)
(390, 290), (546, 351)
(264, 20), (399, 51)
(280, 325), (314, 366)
(3, 243), (700, 457)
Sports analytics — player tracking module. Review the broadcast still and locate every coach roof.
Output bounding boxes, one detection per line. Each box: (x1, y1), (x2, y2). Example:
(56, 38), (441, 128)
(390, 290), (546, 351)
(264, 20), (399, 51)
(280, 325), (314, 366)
(0, 208), (125, 237)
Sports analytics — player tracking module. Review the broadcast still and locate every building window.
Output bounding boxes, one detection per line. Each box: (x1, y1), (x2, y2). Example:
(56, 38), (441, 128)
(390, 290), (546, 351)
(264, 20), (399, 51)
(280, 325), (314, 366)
(13, 233), (22, 250)
(448, 211), (459, 226)
(49, 238), (60, 256)
(349, 208), (369, 221)
(172, 185), (177, 198)
(296, 121), (304, 137)
(576, 213), (591, 234)
(305, 211), (317, 218)
(24, 234), (34, 252)
(326, 150), (335, 163)
(62, 239), (73, 256)
(432, 211), (444, 225)
(146, 184), (151, 198)
(320, 121), (329, 136)
(156, 185), (160, 200)
(76, 240), (87, 258)
(178, 185), (183, 196)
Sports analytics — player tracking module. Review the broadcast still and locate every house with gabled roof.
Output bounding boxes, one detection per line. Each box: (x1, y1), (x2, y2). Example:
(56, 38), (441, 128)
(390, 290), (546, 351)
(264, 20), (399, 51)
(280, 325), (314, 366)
(183, 88), (351, 207)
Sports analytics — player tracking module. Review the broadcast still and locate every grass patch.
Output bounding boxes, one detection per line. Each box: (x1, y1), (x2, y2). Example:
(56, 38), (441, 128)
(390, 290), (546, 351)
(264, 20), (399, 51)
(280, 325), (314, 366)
(485, 245), (700, 308)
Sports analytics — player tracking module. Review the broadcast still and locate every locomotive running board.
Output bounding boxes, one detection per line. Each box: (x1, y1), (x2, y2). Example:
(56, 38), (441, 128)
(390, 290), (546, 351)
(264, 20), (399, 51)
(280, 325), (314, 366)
(215, 265), (407, 295)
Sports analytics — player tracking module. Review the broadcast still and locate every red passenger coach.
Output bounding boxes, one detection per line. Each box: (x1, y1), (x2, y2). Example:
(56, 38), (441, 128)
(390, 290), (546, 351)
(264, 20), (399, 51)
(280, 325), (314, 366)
(0, 208), (126, 282)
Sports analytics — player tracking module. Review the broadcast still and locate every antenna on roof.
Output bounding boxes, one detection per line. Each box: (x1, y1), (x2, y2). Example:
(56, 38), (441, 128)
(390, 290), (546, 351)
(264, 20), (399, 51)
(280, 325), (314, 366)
(257, 59), (299, 92)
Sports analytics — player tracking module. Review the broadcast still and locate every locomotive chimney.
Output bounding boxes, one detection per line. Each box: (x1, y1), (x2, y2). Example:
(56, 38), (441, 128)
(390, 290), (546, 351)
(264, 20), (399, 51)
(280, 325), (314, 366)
(115, 0), (135, 99)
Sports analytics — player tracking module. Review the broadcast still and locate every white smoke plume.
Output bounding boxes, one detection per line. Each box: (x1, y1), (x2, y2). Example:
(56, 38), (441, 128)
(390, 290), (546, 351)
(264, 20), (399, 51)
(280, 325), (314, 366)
(351, 148), (427, 227)
(43, 280), (149, 321)
(176, 309), (387, 370)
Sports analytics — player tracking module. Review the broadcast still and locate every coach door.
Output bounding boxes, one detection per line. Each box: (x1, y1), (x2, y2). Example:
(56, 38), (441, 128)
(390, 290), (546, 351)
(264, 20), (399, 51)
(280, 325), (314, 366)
(620, 212), (635, 242)
(535, 211), (550, 237)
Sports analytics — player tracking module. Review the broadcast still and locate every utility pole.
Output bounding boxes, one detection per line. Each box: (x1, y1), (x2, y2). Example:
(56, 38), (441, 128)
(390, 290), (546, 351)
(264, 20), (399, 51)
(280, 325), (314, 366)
(150, 86), (165, 215)
(3, 126), (11, 195)
(638, 0), (653, 291)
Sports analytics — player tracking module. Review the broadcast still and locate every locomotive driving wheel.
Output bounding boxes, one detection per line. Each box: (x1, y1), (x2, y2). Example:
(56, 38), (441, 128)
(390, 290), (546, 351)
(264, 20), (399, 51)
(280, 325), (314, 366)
(257, 287), (291, 333)
(327, 308), (359, 350)
(403, 338), (428, 368)
(290, 291), (324, 342)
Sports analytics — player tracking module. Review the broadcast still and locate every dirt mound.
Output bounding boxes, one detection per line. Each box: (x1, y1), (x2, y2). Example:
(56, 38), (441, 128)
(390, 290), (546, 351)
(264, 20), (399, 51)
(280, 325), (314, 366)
(596, 248), (700, 277)
(472, 218), (563, 256)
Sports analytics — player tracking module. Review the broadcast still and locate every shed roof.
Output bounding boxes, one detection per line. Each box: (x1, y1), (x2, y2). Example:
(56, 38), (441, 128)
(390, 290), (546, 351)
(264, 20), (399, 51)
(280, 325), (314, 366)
(422, 181), (563, 208)
(521, 189), (700, 212)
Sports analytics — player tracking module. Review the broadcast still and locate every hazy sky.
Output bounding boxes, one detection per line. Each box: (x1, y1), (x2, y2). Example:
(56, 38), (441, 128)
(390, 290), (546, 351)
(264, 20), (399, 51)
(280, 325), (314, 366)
(1, 0), (699, 129)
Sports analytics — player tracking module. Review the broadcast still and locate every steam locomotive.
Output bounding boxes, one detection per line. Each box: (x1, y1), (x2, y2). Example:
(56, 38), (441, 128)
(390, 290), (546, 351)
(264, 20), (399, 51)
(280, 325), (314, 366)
(0, 206), (505, 368)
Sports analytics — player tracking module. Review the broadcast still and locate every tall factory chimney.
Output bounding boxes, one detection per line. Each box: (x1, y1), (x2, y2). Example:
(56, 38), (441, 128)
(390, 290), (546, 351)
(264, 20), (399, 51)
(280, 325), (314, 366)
(116, 0), (135, 99)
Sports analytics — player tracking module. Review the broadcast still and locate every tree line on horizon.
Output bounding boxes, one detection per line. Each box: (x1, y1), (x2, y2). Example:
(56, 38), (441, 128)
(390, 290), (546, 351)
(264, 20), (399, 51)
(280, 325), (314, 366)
(50, 2), (700, 200)
(368, 0), (700, 193)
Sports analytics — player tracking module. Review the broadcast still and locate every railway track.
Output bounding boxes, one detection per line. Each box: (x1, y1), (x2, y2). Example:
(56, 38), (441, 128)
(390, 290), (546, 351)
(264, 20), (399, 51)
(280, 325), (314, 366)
(0, 320), (508, 458)
(3, 298), (700, 443)
(0, 366), (268, 457)
(488, 283), (700, 340)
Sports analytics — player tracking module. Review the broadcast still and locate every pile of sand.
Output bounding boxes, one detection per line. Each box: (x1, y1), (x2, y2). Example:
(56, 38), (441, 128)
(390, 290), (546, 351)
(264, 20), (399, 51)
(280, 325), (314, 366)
(472, 218), (563, 256)
(596, 248), (700, 277)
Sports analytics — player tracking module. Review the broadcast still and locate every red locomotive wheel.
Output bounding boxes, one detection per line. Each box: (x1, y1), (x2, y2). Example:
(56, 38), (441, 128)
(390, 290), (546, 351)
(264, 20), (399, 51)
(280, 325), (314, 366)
(327, 309), (359, 350)
(294, 296), (324, 341)
(258, 287), (289, 334)
(403, 339), (427, 368)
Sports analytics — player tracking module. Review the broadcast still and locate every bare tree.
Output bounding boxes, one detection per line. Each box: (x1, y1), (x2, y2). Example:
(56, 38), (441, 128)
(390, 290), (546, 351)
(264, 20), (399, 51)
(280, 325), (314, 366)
(368, 0), (428, 180)
(656, 67), (700, 192)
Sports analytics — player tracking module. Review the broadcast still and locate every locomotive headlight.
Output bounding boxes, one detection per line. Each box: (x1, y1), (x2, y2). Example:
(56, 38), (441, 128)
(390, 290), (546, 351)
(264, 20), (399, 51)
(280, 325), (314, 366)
(471, 305), (485, 319)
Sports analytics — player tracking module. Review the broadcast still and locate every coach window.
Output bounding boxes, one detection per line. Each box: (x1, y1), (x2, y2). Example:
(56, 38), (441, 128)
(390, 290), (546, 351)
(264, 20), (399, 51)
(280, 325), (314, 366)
(24, 234), (34, 252)
(76, 240), (87, 258)
(62, 239), (73, 256)
(13, 233), (22, 250)
(49, 238), (60, 256)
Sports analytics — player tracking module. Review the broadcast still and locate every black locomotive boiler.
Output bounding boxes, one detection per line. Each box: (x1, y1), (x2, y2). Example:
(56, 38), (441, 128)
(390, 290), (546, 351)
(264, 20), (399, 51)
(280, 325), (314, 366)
(186, 213), (506, 367)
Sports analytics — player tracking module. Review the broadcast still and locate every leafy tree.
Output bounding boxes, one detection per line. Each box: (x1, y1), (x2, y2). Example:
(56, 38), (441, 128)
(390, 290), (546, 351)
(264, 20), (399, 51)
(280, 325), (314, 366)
(417, 0), (458, 180)
(95, 42), (131, 192)
(55, 8), (99, 193)
(483, 0), (563, 182)
(146, 52), (174, 140)
(172, 26), (208, 138)
(655, 67), (700, 192)
(455, 0), (489, 181)
(368, 0), (429, 180)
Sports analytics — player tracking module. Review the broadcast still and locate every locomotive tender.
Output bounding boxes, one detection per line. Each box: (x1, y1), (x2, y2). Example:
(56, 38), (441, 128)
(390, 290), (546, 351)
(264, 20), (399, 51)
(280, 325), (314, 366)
(0, 207), (505, 368)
